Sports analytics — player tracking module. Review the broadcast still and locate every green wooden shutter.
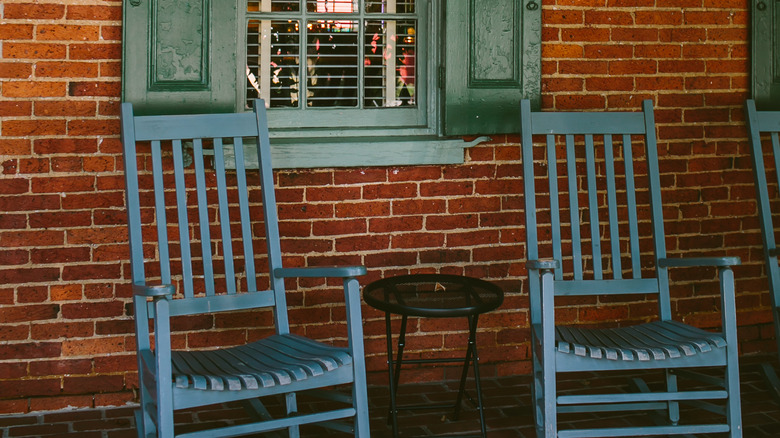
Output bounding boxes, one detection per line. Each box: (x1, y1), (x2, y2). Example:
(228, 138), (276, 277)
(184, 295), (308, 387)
(122, 0), (239, 115)
(442, 0), (541, 136)
(752, 0), (780, 110)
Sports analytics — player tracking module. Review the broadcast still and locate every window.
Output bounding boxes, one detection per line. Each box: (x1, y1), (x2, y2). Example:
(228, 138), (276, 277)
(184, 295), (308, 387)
(244, 0), (427, 132)
(752, 0), (780, 109)
(122, 0), (541, 168)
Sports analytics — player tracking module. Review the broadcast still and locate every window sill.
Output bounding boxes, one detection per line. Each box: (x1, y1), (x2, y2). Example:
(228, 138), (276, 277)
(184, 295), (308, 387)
(223, 135), (491, 169)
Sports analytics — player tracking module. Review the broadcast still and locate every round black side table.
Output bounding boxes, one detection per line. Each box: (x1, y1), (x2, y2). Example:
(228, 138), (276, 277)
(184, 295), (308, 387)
(363, 274), (504, 438)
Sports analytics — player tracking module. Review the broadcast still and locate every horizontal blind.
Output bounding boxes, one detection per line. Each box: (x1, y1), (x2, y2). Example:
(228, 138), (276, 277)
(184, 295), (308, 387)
(246, 0), (417, 110)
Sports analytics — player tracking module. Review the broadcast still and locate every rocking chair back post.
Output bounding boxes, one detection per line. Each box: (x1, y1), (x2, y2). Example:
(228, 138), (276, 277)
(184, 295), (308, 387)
(121, 100), (370, 437)
(745, 99), (780, 399)
(521, 99), (742, 437)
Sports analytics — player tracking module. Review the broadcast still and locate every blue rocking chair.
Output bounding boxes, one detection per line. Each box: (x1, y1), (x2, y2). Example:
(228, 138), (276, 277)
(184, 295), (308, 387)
(745, 98), (780, 401)
(121, 100), (370, 437)
(520, 99), (742, 437)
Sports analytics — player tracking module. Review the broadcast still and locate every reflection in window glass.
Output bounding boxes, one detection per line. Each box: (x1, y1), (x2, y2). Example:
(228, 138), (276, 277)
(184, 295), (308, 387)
(246, 0), (417, 109)
(365, 0), (415, 13)
(307, 0), (357, 13)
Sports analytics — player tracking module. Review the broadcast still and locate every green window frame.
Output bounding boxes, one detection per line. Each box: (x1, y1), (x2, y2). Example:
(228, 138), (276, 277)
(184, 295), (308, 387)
(752, 0), (780, 109)
(122, 0), (541, 168)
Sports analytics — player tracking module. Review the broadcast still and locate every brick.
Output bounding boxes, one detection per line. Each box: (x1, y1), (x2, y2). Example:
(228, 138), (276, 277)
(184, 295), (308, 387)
(542, 43), (584, 58)
(32, 321), (94, 340)
(426, 214), (479, 231)
(66, 5), (122, 21)
(1, 230), (65, 247)
(2, 81), (67, 98)
(0, 268), (61, 285)
(2, 42), (67, 59)
(335, 201), (390, 218)
(31, 247), (91, 264)
(37, 24), (101, 41)
(561, 28), (611, 42)
(34, 138), (98, 155)
(0, 249), (29, 266)
(0, 101), (32, 117)
(63, 375), (125, 394)
(635, 10), (683, 25)
(0, 341), (61, 359)
(0, 139), (31, 156)
(585, 10), (634, 25)
(99, 61), (122, 79)
(35, 61), (100, 79)
(17, 285), (48, 303)
(4, 3), (65, 19)
(584, 44), (633, 59)
(363, 182), (417, 199)
(50, 284), (83, 301)
(0, 62), (33, 78)
(61, 191), (124, 209)
(62, 263), (121, 281)
(35, 101), (97, 116)
(32, 175), (95, 193)
(388, 166), (442, 182)
(305, 186), (361, 201)
(610, 28), (659, 42)
(2, 119), (67, 136)
(312, 218), (367, 236)
(0, 379), (62, 399)
(332, 168), (386, 184)
(19, 158), (51, 174)
(368, 216), (423, 233)
(659, 60), (705, 73)
(608, 60), (657, 75)
(29, 395), (94, 413)
(68, 81), (121, 97)
(62, 336), (125, 356)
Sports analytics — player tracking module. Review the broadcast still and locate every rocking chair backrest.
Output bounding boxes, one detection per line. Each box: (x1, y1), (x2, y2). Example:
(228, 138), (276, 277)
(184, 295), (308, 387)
(121, 100), (289, 330)
(745, 99), (780, 356)
(520, 100), (671, 321)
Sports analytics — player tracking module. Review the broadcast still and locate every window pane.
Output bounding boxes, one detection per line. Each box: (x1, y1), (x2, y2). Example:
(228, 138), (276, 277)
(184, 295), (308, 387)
(307, 0), (357, 13)
(364, 20), (416, 107)
(365, 0), (415, 14)
(307, 20), (359, 107)
(247, 0), (301, 12)
(247, 20), (301, 108)
(245, 1), (418, 110)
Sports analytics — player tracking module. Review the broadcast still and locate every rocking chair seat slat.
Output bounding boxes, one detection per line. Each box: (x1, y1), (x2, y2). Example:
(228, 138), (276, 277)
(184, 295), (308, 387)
(171, 334), (351, 391)
(556, 321), (726, 362)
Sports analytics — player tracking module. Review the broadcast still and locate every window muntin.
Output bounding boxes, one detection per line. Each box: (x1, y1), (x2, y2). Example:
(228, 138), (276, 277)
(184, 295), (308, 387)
(246, 0), (421, 122)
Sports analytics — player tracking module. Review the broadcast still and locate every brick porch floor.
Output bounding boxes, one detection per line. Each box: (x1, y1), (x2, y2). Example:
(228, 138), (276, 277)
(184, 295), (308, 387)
(1, 356), (779, 437)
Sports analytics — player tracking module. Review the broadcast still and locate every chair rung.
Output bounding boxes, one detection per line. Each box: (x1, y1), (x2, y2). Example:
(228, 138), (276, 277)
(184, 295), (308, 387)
(176, 407), (357, 438)
(558, 389), (727, 405)
(557, 423), (729, 438)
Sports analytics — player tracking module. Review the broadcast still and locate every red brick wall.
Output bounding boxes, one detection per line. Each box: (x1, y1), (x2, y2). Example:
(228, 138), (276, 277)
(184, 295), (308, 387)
(0, 0), (772, 414)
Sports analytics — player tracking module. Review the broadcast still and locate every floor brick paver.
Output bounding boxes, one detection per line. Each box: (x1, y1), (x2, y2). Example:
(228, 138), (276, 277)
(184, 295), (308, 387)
(1, 356), (778, 437)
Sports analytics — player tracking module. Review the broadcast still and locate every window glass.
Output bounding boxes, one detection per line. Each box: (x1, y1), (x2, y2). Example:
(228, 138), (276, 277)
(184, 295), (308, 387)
(245, 0), (417, 110)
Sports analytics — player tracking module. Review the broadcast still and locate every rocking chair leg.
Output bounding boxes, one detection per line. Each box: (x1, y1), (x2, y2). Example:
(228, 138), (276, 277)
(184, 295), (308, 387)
(761, 362), (780, 404)
(285, 393), (300, 438)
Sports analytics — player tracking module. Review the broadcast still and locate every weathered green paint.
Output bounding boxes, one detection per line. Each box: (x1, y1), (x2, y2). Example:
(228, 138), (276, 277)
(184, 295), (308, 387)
(121, 0), (539, 167)
(752, 0), (780, 110)
(221, 136), (490, 169)
(443, 0), (541, 135)
(122, 0), (239, 115)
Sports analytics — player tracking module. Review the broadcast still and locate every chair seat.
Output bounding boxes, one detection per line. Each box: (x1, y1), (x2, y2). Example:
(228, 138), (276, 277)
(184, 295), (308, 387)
(171, 334), (353, 391)
(556, 320), (727, 361)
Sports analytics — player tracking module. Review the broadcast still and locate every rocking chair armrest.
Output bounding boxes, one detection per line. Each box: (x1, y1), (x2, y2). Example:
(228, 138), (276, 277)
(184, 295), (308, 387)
(527, 259), (560, 271)
(274, 265), (367, 279)
(658, 257), (741, 268)
(133, 284), (175, 298)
